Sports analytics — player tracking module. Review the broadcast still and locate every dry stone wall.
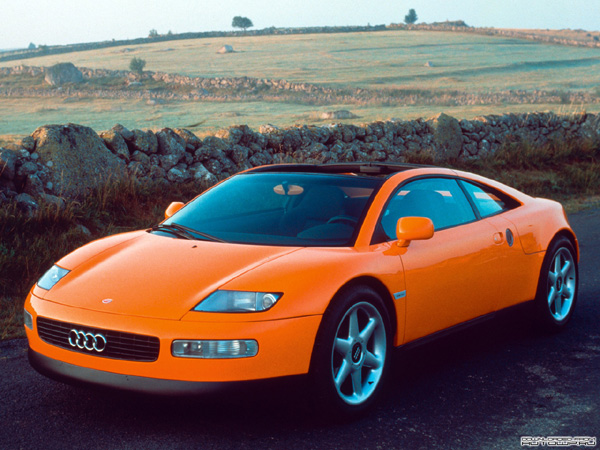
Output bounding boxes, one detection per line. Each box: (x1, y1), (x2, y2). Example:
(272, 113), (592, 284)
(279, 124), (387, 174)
(2, 65), (598, 107)
(1, 112), (599, 213)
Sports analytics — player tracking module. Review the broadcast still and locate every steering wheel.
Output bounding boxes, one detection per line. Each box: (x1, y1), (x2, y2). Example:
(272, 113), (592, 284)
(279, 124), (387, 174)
(326, 215), (359, 226)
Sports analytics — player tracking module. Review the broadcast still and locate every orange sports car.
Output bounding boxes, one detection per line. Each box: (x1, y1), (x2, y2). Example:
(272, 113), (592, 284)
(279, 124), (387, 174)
(24, 163), (579, 416)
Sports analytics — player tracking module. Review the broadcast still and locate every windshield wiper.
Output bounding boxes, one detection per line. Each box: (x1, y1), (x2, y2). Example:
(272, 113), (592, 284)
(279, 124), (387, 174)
(151, 223), (226, 243)
(151, 223), (195, 240)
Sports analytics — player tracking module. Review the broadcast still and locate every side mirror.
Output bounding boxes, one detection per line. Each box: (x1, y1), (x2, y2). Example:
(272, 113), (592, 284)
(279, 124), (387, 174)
(165, 202), (184, 219)
(396, 216), (434, 247)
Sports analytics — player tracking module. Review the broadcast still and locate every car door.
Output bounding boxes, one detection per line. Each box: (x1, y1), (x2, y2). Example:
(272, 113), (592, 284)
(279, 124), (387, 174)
(459, 179), (540, 311)
(377, 177), (510, 343)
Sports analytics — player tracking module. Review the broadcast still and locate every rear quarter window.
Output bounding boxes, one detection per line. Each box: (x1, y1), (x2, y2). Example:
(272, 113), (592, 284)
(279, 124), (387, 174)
(460, 181), (520, 218)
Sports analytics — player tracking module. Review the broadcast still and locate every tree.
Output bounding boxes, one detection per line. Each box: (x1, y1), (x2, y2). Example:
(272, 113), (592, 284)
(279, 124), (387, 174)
(232, 16), (253, 32)
(404, 9), (418, 25)
(129, 57), (146, 74)
(148, 29), (158, 38)
(28, 42), (36, 50)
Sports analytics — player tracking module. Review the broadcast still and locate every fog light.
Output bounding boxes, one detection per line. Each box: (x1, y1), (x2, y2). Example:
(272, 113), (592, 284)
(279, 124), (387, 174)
(24, 309), (33, 330)
(172, 339), (258, 359)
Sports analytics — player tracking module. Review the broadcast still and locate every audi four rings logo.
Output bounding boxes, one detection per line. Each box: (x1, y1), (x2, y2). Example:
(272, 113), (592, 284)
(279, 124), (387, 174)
(68, 329), (107, 352)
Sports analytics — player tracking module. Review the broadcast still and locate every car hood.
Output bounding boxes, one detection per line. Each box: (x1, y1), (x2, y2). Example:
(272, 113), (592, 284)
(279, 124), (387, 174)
(42, 232), (299, 320)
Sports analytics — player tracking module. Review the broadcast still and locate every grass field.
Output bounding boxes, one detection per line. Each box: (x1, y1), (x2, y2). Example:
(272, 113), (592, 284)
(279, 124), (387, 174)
(1, 29), (600, 136)
(1, 96), (594, 137)
(3, 30), (600, 92)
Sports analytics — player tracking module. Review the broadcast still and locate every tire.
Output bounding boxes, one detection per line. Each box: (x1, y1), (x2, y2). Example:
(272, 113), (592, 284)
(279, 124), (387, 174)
(310, 285), (391, 418)
(534, 236), (578, 332)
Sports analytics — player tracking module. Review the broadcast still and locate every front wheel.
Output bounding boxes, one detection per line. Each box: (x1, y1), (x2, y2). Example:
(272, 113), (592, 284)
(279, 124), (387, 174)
(534, 236), (578, 332)
(310, 286), (391, 417)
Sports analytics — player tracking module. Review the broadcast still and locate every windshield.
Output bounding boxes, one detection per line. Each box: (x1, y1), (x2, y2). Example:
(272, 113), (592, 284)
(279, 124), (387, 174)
(161, 172), (382, 246)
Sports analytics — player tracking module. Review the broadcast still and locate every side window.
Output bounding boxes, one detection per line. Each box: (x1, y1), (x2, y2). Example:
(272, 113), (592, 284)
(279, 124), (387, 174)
(379, 178), (476, 240)
(460, 181), (519, 218)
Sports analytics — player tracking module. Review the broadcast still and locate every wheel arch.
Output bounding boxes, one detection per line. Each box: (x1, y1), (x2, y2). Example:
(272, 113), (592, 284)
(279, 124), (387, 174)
(553, 228), (579, 262)
(332, 276), (398, 342)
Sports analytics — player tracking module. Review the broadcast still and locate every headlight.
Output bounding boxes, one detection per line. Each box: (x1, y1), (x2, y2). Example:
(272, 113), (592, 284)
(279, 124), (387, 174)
(194, 290), (282, 313)
(37, 265), (70, 291)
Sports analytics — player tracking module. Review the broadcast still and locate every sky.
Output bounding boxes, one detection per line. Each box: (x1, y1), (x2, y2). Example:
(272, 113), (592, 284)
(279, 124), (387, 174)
(1, 0), (598, 50)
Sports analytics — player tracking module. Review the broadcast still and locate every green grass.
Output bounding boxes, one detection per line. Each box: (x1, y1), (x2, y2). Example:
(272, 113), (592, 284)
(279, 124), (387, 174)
(1, 96), (597, 136)
(1, 137), (599, 340)
(1, 29), (599, 135)
(3, 31), (600, 92)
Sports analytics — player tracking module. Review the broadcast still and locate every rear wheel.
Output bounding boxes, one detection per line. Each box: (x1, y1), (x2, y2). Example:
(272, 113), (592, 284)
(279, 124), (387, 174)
(534, 236), (578, 332)
(310, 286), (391, 417)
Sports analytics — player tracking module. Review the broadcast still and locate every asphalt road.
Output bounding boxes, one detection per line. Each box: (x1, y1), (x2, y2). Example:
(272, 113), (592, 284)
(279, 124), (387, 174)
(1, 208), (599, 450)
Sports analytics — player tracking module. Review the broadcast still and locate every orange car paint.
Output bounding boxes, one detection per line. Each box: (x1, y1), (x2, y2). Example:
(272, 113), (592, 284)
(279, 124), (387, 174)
(24, 166), (577, 385)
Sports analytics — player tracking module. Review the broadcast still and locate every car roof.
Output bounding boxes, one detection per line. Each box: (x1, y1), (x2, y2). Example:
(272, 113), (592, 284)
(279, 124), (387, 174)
(245, 162), (434, 178)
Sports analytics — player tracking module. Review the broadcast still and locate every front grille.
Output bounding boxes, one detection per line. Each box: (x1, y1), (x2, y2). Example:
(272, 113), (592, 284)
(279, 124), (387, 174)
(37, 317), (160, 362)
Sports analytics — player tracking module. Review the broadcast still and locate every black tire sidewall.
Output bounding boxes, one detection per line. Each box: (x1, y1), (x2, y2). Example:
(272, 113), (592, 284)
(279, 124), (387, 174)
(309, 285), (391, 418)
(535, 237), (578, 332)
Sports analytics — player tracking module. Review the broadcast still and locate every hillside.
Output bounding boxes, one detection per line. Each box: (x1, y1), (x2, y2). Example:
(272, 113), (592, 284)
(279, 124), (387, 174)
(1, 29), (599, 135)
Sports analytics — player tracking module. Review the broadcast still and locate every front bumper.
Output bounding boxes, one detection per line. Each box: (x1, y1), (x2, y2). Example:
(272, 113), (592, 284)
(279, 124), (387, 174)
(25, 291), (322, 387)
(29, 348), (233, 395)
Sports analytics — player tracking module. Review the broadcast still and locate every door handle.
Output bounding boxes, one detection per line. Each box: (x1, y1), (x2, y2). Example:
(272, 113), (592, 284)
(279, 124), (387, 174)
(493, 232), (504, 244)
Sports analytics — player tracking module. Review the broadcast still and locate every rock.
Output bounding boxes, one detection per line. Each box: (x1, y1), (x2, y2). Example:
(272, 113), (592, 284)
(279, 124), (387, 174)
(580, 115), (600, 140)
(156, 128), (186, 159)
(23, 174), (45, 197)
(428, 113), (463, 161)
(129, 129), (158, 154)
(167, 167), (187, 183)
(248, 152), (270, 167)
(259, 124), (279, 134)
(44, 62), (83, 86)
(18, 149), (31, 159)
(190, 162), (218, 188)
(112, 123), (134, 141)
(16, 161), (38, 179)
(148, 165), (167, 180)
(158, 154), (180, 172)
(231, 145), (249, 166)
(173, 128), (202, 151)
(216, 126), (246, 145)
(131, 151), (150, 166)
(40, 193), (66, 210)
(100, 130), (130, 160)
(217, 45), (234, 54)
(21, 136), (35, 152)
(15, 193), (38, 214)
(320, 110), (358, 120)
(127, 161), (145, 177)
(32, 123), (125, 197)
(0, 148), (18, 180)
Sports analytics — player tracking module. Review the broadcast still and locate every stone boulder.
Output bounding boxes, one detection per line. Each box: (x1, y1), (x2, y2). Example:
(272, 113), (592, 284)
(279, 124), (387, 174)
(32, 124), (125, 197)
(0, 148), (18, 180)
(100, 130), (130, 160)
(44, 63), (83, 86)
(428, 113), (463, 161)
(129, 129), (158, 154)
(217, 45), (234, 54)
(320, 110), (358, 120)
